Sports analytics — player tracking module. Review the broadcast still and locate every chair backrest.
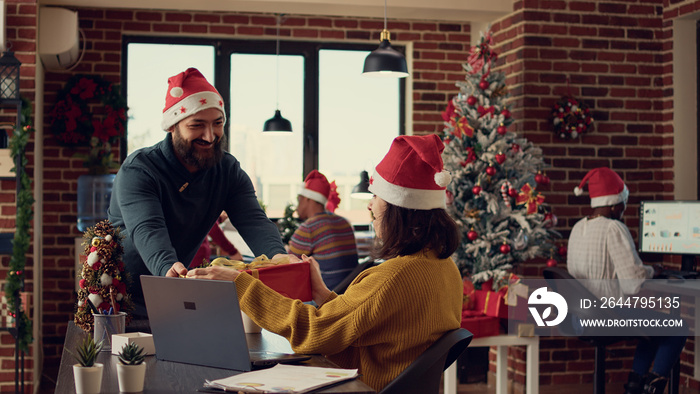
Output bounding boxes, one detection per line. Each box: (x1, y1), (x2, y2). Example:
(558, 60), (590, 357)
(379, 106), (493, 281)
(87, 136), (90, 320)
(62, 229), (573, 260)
(379, 328), (473, 394)
(332, 259), (376, 294)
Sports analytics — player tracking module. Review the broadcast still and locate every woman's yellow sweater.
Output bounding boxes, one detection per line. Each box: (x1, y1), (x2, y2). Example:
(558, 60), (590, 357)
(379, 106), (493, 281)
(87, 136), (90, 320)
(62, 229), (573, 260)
(234, 249), (462, 391)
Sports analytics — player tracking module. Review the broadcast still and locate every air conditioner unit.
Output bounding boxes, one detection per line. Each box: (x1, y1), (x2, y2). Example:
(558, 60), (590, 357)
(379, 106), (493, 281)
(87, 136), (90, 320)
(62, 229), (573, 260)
(39, 7), (79, 70)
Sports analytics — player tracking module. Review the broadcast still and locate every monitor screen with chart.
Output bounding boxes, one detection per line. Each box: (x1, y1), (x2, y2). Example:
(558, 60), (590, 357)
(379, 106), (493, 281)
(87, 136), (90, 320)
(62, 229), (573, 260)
(638, 200), (700, 257)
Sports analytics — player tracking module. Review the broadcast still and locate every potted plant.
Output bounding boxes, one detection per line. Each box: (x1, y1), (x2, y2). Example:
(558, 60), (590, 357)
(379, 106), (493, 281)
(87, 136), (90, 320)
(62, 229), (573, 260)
(116, 342), (147, 393)
(70, 334), (104, 394)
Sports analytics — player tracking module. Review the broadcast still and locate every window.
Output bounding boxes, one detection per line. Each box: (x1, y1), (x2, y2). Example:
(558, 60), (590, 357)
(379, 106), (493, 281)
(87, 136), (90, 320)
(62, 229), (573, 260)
(123, 37), (405, 224)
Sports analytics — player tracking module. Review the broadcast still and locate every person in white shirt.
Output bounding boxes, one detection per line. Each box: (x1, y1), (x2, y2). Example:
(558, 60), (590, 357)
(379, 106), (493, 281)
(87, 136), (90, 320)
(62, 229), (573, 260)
(567, 167), (686, 394)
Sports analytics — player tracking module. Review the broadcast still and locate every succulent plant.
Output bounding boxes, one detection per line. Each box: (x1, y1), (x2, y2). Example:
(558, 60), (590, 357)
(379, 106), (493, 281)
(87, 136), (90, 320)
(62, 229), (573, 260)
(117, 342), (146, 365)
(70, 334), (104, 367)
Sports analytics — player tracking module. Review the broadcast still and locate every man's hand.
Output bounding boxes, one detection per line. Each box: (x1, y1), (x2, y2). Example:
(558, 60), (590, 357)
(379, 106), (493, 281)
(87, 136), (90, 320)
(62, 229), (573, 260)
(301, 255), (332, 305)
(187, 266), (240, 281)
(166, 262), (188, 278)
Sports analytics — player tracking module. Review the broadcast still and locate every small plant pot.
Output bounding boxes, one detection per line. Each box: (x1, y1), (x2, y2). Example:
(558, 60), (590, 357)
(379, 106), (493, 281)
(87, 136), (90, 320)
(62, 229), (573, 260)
(117, 363), (146, 393)
(73, 363), (103, 394)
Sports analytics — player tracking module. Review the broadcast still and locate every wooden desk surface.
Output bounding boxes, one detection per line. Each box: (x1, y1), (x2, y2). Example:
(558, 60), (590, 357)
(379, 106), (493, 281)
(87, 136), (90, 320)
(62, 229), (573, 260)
(56, 321), (375, 393)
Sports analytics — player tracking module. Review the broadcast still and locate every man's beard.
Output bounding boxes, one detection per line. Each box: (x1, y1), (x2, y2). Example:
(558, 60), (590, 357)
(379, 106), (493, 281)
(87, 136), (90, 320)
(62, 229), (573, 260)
(172, 126), (226, 172)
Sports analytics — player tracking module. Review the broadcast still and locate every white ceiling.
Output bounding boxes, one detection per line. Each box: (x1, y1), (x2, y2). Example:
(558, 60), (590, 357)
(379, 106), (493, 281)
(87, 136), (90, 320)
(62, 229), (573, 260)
(37, 0), (513, 23)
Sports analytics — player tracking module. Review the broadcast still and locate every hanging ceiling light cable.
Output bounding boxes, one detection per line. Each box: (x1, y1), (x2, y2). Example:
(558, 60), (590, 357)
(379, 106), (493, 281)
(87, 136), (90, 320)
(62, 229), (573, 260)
(263, 13), (293, 132)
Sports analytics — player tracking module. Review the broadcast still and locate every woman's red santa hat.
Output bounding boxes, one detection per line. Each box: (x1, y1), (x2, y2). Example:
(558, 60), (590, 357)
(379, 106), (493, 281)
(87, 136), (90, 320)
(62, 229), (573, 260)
(161, 68), (226, 131)
(574, 167), (629, 208)
(298, 170), (341, 213)
(369, 134), (452, 210)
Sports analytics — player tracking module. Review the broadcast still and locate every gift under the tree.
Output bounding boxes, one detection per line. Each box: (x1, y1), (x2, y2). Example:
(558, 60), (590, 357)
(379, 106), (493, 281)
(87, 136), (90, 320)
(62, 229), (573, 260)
(245, 261), (312, 302)
(461, 309), (500, 338)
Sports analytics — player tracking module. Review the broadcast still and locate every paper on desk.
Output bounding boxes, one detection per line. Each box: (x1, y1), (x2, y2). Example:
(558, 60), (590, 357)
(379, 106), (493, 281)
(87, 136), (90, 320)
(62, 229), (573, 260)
(204, 364), (359, 393)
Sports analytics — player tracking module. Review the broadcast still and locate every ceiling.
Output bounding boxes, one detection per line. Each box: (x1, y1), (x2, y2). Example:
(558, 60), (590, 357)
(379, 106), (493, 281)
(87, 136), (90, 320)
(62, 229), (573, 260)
(37, 0), (513, 23)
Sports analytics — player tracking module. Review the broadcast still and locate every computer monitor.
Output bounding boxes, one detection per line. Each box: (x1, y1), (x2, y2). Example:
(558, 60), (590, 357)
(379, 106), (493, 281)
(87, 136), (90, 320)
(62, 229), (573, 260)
(639, 200), (700, 271)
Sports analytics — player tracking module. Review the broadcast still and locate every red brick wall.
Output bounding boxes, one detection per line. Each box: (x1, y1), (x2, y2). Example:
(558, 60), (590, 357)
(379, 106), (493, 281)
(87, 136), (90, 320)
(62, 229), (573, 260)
(488, 0), (697, 390)
(2, 0), (695, 391)
(0, 0), (36, 392)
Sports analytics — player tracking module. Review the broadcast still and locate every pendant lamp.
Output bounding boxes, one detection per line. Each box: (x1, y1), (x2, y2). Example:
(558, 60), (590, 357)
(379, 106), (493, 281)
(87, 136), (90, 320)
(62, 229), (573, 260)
(351, 171), (373, 200)
(263, 15), (293, 132)
(362, 0), (408, 78)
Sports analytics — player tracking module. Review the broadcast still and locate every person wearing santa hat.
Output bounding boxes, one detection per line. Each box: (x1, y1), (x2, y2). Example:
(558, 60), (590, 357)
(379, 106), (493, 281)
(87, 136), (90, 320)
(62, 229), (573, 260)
(108, 68), (288, 318)
(567, 167), (686, 394)
(288, 170), (358, 289)
(188, 134), (462, 391)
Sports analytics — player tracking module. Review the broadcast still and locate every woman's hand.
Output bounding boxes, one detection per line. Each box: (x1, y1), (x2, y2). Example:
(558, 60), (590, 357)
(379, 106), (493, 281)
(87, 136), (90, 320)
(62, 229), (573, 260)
(302, 255), (332, 305)
(166, 262), (188, 278)
(187, 266), (240, 281)
(230, 251), (244, 261)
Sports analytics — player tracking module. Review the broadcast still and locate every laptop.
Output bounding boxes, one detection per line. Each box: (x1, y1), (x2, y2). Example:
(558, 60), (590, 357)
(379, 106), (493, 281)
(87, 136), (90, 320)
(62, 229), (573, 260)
(140, 275), (311, 371)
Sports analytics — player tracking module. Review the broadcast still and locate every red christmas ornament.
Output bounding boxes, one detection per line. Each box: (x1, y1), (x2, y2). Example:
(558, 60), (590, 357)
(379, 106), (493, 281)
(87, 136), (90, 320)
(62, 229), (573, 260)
(466, 95), (477, 106)
(472, 185), (482, 195)
(544, 212), (558, 228)
(541, 173), (550, 186)
(485, 166), (496, 176)
(535, 172), (544, 184)
(467, 229), (478, 241)
(558, 245), (568, 256)
(497, 124), (507, 135)
(512, 143), (520, 153)
(500, 243), (511, 254)
(495, 152), (506, 164)
(460, 160), (467, 167)
(479, 79), (489, 90)
(546, 258), (558, 267)
(501, 109), (511, 118)
(508, 187), (518, 198)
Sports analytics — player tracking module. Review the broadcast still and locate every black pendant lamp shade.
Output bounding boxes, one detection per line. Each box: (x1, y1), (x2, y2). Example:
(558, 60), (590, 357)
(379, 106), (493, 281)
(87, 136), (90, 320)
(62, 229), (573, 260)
(363, 30), (408, 78)
(351, 171), (373, 199)
(263, 14), (293, 132)
(263, 109), (293, 132)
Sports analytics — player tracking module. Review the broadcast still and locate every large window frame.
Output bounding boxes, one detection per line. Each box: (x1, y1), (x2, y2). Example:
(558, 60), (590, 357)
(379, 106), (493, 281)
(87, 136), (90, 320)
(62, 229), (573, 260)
(120, 35), (406, 177)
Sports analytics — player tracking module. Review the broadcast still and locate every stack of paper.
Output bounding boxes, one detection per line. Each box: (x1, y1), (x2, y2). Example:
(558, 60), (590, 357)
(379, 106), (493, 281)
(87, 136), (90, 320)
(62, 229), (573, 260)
(204, 364), (359, 393)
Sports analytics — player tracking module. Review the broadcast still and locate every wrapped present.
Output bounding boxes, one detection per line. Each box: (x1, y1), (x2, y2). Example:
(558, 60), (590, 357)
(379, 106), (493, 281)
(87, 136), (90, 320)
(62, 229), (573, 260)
(460, 312), (500, 338)
(482, 288), (508, 319)
(245, 261), (312, 302)
(462, 277), (476, 310)
(505, 280), (529, 321)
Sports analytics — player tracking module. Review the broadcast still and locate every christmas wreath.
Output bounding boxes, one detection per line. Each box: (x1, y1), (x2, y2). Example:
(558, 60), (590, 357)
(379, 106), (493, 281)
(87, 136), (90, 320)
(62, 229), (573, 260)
(551, 96), (593, 140)
(50, 74), (127, 146)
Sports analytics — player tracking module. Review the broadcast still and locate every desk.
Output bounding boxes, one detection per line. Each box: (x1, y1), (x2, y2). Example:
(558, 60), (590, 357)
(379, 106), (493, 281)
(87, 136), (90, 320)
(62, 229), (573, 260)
(443, 334), (539, 394)
(642, 278), (700, 393)
(55, 322), (375, 393)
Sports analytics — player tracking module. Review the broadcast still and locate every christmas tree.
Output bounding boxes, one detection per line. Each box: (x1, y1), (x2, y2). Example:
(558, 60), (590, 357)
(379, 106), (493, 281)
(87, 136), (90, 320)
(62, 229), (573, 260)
(441, 31), (560, 287)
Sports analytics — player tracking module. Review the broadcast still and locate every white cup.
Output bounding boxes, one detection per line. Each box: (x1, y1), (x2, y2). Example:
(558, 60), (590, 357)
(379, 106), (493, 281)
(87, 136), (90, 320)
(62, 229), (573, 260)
(241, 311), (262, 334)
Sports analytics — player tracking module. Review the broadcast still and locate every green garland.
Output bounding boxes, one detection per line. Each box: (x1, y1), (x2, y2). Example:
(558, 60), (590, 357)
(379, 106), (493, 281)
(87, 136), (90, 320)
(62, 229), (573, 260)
(4, 96), (34, 353)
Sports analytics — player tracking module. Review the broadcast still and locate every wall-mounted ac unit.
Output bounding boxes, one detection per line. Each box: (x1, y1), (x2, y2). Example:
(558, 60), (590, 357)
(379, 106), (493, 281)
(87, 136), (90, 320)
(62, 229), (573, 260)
(39, 7), (79, 70)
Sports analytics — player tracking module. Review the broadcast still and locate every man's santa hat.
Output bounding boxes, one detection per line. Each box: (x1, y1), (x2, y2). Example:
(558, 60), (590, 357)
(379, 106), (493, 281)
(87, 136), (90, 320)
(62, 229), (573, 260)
(574, 167), (629, 208)
(369, 134), (451, 210)
(161, 68), (226, 131)
(298, 170), (341, 213)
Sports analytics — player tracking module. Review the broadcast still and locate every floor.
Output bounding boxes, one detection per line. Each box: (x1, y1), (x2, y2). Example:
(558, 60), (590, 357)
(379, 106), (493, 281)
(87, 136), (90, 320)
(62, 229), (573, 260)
(450, 381), (696, 394)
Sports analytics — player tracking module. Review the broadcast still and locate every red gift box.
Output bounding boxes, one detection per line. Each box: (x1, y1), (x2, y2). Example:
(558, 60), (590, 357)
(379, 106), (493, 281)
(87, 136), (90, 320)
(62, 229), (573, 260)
(482, 288), (508, 319)
(460, 312), (500, 338)
(245, 261), (312, 301)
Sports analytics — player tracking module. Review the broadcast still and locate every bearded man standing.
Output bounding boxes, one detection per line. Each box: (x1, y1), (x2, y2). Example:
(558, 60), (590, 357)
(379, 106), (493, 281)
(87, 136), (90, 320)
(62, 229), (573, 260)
(109, 68), (286, 318)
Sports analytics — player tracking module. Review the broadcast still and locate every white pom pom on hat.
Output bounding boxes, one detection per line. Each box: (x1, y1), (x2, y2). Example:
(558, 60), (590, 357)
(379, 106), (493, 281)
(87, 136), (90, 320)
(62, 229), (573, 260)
(368, 134), (449, 210)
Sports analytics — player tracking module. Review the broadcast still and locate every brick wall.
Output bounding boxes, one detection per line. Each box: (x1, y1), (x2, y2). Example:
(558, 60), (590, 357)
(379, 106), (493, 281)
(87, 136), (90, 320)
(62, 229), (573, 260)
(0, 0), (36, 392)
(488, 0), (697, 390)
(1, 0), (695, 391)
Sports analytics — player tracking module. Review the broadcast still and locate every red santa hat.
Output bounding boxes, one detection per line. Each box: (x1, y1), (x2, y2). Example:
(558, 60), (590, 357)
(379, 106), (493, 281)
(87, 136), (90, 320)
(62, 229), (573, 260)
(369, 134), (451, 210)
(574, 167), (629, 208)
(161, 68), (226, 131)
(298, 170), (341, 213)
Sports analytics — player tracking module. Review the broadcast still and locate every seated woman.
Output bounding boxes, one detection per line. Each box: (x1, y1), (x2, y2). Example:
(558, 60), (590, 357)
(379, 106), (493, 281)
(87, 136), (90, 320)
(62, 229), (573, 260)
(185, 134), (462, 391)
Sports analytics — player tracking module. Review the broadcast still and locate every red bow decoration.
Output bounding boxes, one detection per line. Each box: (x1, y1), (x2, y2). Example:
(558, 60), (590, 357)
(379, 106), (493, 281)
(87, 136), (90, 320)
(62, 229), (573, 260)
(452, 116), (474, 138)
(477, 105), (495, 118)
(515, 184), (545, 214)
(442, 100), (456, 122)
(467, 31), (498, 75)
(326, 181), (340, 213)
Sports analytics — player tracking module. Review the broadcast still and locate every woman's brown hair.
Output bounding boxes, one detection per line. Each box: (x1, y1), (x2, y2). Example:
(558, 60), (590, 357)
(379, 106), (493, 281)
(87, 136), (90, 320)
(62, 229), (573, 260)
(371, 202), (460, 260)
